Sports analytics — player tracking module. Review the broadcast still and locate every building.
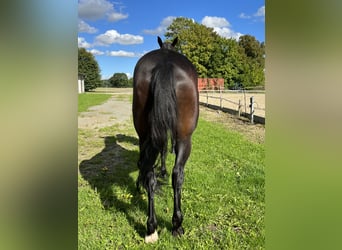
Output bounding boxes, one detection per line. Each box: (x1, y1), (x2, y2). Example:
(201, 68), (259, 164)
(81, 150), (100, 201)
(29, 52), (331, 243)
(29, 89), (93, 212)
(198, 78), (224, 91)
(78, 74), (85, 93)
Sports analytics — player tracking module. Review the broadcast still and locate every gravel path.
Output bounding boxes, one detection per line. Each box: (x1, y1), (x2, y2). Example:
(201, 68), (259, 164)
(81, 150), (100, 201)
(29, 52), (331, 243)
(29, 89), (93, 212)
(77, 92), (264, 144)
(78, 96), (131, 129)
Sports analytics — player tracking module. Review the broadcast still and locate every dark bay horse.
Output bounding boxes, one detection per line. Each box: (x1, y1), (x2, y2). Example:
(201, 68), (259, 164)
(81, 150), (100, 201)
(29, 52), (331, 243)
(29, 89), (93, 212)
(132, 36), (199, 243)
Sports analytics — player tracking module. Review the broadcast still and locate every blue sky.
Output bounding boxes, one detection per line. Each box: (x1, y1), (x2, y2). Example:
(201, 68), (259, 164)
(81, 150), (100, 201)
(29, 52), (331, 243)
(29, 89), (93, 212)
(78, 0), (265, 80)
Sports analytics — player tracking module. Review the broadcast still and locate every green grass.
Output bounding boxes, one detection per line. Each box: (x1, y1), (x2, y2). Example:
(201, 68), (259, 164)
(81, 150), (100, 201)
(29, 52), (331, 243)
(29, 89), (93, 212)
(78, 97), (265, 249)
(78, 93), (112, 112)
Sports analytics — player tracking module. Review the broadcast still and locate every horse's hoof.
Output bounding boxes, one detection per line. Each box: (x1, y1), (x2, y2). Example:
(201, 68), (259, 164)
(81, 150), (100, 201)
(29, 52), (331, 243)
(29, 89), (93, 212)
(145, 231), (158, 243)
(172, 227), (184, 237)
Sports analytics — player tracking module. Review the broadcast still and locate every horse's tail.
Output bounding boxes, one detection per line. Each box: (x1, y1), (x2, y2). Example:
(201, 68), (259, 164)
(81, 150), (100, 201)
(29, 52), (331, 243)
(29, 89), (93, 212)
(149, 62), (177, 154)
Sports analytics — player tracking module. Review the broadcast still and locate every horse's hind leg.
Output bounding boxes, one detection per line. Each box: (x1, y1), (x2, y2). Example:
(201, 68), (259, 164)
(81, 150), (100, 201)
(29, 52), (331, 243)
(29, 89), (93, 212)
(160, 147), (167, 178)
(172, 137), (191, 236)
(145, 169), (158, 243)
(139, 143), (159, 243)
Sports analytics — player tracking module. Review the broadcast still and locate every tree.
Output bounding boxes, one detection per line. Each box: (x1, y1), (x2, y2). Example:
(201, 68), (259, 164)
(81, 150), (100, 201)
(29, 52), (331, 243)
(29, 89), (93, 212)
(165, 18), (265, 89)
(214, 37), (245, 89)
(98, 79), (110, 87)
(109, 73), (128, 87)
(78, 48), (101, 91)
(238, 35), (265, 88)
(127, 77), (133, 87)
(165, 17), (219, 78)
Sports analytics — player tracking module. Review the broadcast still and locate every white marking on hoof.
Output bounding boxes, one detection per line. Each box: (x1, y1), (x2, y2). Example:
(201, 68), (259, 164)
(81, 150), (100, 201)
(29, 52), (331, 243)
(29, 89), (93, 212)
(145, 231), (158, 243)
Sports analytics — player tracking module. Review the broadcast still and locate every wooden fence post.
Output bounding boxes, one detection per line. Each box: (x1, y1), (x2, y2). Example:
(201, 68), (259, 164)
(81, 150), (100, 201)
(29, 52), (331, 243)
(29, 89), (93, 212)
(250, 96), (254, 124)
(238, 99), (241, 117)
(219, 88), (222, 109)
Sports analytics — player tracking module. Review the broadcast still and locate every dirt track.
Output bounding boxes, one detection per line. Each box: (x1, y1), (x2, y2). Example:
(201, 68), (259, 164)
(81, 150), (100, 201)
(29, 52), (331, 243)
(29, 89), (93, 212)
(78, 92), (264, 144)
(199, 91), (265, 118)
(78, 96), (131, 129)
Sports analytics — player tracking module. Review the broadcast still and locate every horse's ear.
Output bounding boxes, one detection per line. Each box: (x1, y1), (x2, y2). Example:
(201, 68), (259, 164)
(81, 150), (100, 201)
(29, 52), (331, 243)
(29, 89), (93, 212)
(157, 36), (163, 48)
(171, 37), (178, 47)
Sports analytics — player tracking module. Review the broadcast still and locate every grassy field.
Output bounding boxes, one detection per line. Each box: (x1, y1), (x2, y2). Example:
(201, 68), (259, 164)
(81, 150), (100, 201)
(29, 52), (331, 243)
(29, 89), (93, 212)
(78, 93), (112, 113)
(78, 94), (265, 249)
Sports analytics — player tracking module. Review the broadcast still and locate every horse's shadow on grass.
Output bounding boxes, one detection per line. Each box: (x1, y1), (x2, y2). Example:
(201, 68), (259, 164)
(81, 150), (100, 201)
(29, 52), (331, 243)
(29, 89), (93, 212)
(79, 134), (171, 238)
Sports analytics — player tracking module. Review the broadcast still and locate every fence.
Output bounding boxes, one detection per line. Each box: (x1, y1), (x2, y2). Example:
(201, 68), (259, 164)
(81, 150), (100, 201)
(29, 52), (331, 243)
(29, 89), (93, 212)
(199, 89), (265, 124)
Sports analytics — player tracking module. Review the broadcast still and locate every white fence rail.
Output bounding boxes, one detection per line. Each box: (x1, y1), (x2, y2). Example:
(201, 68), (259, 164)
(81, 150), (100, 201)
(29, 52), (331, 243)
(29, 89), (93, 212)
(199, 90), (265, 124)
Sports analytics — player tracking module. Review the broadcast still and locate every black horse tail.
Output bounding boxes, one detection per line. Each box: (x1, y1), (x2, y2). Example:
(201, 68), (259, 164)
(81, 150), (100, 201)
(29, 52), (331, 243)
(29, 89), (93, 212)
(149, 62), (177, 154)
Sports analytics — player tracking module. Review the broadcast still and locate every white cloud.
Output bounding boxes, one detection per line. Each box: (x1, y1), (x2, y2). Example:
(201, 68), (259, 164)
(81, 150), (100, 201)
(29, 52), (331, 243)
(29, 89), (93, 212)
(107, 12), (128, 22)
(143, 16), (177, 35)
(201, 16), (230, 28)
(106, 50), (137, 57)
(78, 0), (128, 22)
(78, 37), (92, 48)
(254, 6), (265, 17)
(214, 27), (243, 40)
(95, 29), (144, 46)
(239, 5), (265, 21)
(239, 13), (251, 19)
(201, 16), (243, 40)
(78, 19), (98, 34)
(88, 49), (104, 55)
(78, 0), (112, 20)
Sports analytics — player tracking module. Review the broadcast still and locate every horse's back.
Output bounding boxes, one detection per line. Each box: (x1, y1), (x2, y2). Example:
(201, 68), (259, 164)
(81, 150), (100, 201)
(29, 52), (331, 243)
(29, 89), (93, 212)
(134, 49), (197, 88)
(133, 49), (199, 138)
